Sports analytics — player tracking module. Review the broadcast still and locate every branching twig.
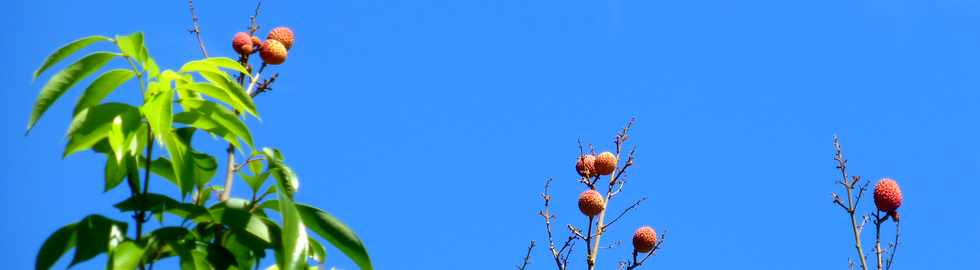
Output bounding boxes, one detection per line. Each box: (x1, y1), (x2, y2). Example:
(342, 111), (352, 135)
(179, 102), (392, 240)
(588, 118), (636, 270)
(833, 135), (869, 270)
(602, 197), (647, 231)
(187, 0), (209, 57)
(539, 178), (571, 270)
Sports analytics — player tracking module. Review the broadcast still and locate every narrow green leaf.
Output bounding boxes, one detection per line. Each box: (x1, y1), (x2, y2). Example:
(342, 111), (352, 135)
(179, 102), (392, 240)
(178, 82), (242, 112)
(198, 70), (258, 117)
(275, 178), (308, 270)
(104, 153), (138, 192)
(28, 52), (118, 132)
(190, 151), (218, 187)
(64, 103), (140, 158)
(70, 215), (128, 267)
(296, 203), (373, 270)
(174, 99), (255, 149)
(180, 57), (251, 78)
(162, 128), (196, 197)
(33, 35), (112, 80)
(107, 241), (144, 270)
(35, 223), (76, 270)
(73, 69), (136, 115)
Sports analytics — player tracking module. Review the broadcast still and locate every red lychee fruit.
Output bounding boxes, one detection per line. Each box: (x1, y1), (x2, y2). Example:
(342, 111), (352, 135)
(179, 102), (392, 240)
(576, 154), (597, 177)
(267, 27), (295, 50)
(232, 32), (254, 55)
(260, 39), (288, 65)
(873, 178), (903, 213)
(594, 151), (618, 176)
(578, 189), (605, 217)
(632, 226), (658, 253)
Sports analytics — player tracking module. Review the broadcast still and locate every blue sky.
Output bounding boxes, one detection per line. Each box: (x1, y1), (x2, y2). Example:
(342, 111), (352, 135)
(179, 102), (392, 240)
(3, 0), (980, 269)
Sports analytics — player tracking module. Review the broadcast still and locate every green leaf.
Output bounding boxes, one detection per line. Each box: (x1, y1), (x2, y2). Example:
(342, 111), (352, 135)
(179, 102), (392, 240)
(145, 157), (177, 186)
(70, 215), (128, 267)
(178, 82), (252, 114)
(35, 223), (76, 270)
(143, 49), (160, 79)
(174, 99), (255, 150)
(142, 85), (173, 142)
(296, 203), (372, 270)
(180, 57), (251, 78)
(104, 153), (139, 192)
(190, 151), (218, 187)
(28, 52), (118, 132)
(210, 201), (274, 245)
(33, 35), (112, 81)
(108, 241), (144, 270)
(274, 179), (308, 270)
(198, 70), (258, 117)
(307, 237), (326, 264)
(161, 128), (196, 197)
(73, 69), (136, 115)
(270, 164), (300, 196)
(115, 32), (145, 64)
(64, 103), (140, 158)
(239, 170), (271, 194)
(115, 195), (213, 223)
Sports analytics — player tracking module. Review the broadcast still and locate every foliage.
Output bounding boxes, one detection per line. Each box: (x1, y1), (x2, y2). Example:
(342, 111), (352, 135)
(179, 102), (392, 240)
(29, 32), (371, 270)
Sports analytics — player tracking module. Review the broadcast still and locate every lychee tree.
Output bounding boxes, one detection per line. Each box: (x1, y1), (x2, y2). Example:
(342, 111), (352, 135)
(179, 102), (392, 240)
(520, 119), (667, 270)
(28, 13), (371, 270)
(830, 136), (902, 270)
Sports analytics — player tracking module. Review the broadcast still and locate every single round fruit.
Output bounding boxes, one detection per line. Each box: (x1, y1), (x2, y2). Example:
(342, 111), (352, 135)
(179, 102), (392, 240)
(232, 32), (253, 55)
(260, 39), (288, 65)
(873, 178), (903, 213)
(578, 189), (605, 217)
(267, 27), (295, 49)
(632, 226), (658, 253)
(594, 151), (618, 175)
(576, 154), (596, 177)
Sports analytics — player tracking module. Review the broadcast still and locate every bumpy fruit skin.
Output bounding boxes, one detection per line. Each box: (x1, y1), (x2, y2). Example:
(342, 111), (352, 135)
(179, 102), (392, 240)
(594, 151), (618, 175)
(232, 32), (254, 55)
(267, 27), (295, 49)
(632, 226), (658, 253)
(260, 39), (288, 65)
(578, 190), (605, 217)
(576, 154), (597, 177)
(874, 178), (903, 213)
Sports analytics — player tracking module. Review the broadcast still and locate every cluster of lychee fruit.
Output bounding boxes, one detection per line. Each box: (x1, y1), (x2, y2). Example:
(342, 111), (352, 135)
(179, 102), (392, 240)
(873, 177), (903, 221)
(575, 151), (658, 254)
(231, 27), (295, 65)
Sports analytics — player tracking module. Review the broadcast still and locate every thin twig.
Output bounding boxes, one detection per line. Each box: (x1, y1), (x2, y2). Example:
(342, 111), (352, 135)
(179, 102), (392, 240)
(517, 240), (535, 270)
(885, 222), (900, 270)
(187, 0), (209, 57)
(833, 135), (869, 270)
(602, 197), (647, 231)
(539, 178), (570, 270)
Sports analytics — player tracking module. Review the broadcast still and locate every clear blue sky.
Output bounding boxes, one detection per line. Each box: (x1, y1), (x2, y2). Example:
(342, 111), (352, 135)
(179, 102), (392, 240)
(3, 0), (980, 269)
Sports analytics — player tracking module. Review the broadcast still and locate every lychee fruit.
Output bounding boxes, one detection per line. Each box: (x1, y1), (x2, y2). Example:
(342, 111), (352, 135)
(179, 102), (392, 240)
(267, 27), (295, 50)
(260, 39), (288, 65)
(576, 154), (597, 177)
(594, 151), (618, 175)
(873, 178), (903, 213)
(578, 189), (605, 217)
(632, 226), (658, 253)
(232, 32), (254, 55)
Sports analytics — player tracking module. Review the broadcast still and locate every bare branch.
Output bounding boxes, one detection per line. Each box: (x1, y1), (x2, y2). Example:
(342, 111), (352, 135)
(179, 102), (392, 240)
(187, 0), (209, 57)
(833, 135), (869, 270)
(517, 240), (535, 270)
(602, 197), (647, 231)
